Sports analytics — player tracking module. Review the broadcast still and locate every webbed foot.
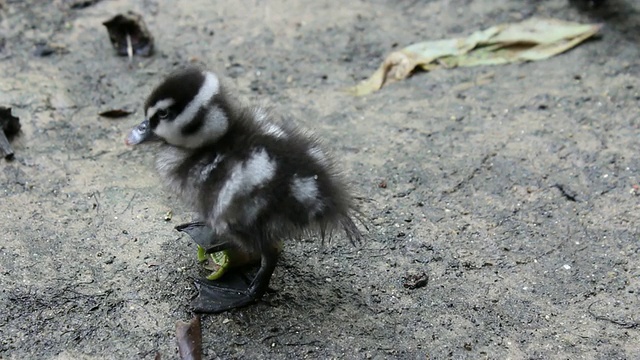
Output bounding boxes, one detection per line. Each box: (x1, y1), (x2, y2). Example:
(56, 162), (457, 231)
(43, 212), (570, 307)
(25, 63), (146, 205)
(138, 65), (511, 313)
(176, 221), (279, 313)
(175, 221), (230, 252)
(191, 276), (260, 313)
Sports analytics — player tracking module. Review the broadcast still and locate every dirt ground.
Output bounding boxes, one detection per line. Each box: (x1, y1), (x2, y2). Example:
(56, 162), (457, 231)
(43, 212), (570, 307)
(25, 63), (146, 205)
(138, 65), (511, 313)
(1, 0), (639, 359)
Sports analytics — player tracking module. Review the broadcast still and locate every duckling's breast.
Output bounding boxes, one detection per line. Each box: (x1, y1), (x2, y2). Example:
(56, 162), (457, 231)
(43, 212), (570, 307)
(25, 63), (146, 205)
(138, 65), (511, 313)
(155, 145), (225, 210)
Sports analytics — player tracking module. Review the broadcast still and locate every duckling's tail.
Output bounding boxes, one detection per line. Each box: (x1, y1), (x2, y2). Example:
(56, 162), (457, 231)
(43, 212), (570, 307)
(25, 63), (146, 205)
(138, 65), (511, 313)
(340, 213), (365, 246)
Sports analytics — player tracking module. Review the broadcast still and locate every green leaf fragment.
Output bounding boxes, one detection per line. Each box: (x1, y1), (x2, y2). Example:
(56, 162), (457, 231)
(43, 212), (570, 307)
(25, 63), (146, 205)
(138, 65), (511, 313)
(197, 245), (207, 262)
(196, 245), (230, 280)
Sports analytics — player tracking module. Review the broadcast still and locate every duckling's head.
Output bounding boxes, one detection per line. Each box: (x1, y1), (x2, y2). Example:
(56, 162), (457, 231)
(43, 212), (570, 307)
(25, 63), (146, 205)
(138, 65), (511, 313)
(126, 67), (230, 149)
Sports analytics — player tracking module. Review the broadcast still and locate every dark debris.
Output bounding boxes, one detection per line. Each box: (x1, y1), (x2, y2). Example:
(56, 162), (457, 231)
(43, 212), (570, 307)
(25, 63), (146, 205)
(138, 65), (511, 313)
(99, 108), (133, 118)
(0, 106), (21, 160)
(553, 183), (579, 202)
(33, 41), (68, 57)
(68, 0), (101, 9)
(402, 271), (428, 290)
(103, 11), (154, 57)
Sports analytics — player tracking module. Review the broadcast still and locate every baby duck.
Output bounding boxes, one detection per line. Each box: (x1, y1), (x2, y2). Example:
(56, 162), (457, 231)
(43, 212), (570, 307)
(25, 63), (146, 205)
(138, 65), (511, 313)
(126, 67), (362, 313)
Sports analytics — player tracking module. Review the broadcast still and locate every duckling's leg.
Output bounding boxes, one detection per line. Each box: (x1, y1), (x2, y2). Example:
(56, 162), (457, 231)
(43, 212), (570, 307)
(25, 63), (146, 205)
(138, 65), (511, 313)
(192, 246), (278, 313)
(176, 222), (278, 313)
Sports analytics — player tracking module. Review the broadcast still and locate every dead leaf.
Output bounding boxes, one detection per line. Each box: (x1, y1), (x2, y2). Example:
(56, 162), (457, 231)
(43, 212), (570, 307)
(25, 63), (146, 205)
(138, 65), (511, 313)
(68, 0), (101, 9)
(103, 12), (154, 57)
(98, 108), (133, 118)
(176, 316), (202, 360)
(348, 18), (602, 95)
(0, 106), (21, 160)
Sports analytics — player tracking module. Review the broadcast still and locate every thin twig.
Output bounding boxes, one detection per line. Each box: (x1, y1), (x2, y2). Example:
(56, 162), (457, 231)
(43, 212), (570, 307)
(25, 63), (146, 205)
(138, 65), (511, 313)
(121, 193), (137, 214)
(588, 300), (640, 329)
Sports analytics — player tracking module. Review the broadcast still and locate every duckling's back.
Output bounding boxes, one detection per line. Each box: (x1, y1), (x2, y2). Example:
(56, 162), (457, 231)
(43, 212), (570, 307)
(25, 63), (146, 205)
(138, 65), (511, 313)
(155, 104), (362, 252)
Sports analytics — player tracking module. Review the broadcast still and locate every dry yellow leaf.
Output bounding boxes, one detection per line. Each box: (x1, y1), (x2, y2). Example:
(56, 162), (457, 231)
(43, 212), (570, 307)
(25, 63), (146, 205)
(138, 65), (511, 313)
(347, 18), (602, 96)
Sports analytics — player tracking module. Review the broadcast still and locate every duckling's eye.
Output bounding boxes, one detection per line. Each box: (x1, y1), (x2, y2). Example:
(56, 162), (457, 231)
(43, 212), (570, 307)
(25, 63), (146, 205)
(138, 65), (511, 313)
(157, 109), (170, 119)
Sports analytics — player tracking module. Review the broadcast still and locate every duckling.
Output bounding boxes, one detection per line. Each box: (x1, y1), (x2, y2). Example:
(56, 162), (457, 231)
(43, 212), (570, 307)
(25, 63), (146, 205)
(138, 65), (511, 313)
(126, 67), (362, 313)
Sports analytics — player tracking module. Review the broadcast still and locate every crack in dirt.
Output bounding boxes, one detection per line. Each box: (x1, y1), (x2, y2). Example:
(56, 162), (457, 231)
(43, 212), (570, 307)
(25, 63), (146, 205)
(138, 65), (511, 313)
(443, 143), (507, 195)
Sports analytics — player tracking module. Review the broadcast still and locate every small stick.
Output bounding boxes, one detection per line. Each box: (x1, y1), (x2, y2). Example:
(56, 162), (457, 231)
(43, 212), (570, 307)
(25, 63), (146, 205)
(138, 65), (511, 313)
(126, 33), (133, 63)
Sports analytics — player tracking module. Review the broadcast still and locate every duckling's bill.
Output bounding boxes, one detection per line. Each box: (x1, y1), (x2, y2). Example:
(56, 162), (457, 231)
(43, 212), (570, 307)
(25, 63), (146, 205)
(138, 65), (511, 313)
(125, 119), (155, 145)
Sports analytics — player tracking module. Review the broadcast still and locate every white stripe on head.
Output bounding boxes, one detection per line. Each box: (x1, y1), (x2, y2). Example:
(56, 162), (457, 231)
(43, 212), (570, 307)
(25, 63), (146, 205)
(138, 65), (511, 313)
(167, 105), (230, 148)
(146, 98), (175, 120)
(175, 72), (219, 127)
(154, 72), (221, 147)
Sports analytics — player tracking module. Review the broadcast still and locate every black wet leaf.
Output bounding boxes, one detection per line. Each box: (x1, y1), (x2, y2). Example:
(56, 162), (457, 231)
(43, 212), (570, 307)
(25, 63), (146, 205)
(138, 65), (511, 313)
(103, 11), (154, 57)
(68, 0), (101, 9)
(98, 108), (133, 118)
(0, 106), (21, 160)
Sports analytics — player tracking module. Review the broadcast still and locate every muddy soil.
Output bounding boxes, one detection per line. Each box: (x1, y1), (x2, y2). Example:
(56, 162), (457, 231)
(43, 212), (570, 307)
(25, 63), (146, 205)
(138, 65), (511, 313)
(1, 0), (639, 359)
